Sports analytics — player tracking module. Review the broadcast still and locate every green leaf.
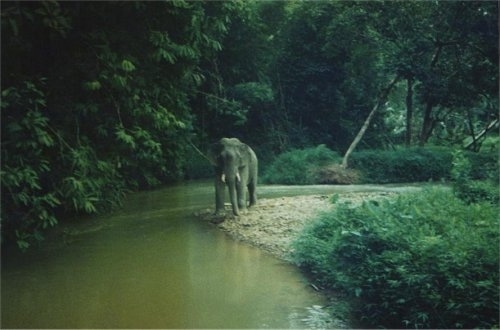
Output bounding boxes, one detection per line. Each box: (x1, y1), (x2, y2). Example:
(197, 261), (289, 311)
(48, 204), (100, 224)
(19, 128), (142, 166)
(16, 239), (30, 250)
(121, 60), (136, 72)
(115, 128), (136, 149)
(83, 81), (102, 91)
(112, 74), (127, 88)
(83, 199), (97, 213)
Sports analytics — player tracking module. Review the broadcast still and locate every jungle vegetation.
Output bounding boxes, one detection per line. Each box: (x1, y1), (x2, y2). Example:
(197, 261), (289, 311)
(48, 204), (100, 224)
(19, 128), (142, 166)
(1, 1), (498, 251)
(292, 186), (499, 328)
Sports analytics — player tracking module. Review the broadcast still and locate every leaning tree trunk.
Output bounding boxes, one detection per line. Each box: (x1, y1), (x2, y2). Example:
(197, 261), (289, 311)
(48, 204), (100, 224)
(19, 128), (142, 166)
(464, 118), (499, 151)
(342, 75), (401, 168)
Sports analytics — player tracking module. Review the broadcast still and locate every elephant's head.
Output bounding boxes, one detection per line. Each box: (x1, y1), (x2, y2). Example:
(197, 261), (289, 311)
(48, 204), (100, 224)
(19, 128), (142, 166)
(208, 138), (246, 184)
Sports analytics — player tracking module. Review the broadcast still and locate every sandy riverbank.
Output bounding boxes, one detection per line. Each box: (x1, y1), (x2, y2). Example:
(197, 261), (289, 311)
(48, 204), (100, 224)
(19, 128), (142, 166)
(197, 191), (397, 261)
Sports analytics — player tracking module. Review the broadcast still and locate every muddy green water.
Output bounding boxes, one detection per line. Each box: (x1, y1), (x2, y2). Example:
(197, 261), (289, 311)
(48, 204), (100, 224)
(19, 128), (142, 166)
(1, 181), (425, 328)
(2, 181), (328, 329)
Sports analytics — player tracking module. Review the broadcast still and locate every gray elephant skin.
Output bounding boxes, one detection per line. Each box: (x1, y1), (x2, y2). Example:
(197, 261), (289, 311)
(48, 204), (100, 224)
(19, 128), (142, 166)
(208, 138), (258, 216)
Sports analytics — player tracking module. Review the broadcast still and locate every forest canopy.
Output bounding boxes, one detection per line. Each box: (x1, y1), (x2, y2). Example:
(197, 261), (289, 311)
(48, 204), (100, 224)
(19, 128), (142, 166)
(1, 1), (498, 248)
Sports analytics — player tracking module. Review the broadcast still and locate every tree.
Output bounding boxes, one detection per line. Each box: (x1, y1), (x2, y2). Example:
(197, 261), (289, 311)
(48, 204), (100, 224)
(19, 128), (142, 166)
(363, 1), (498, 147)
(1, 0), (232, 248)
(342, 75), (401, 168)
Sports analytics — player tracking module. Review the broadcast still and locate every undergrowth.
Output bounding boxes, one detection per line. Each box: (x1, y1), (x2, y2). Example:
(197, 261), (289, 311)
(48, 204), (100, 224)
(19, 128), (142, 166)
(292, 188), (499, 329)
(451, 150), (498, 205)
(263, 145), (498, 186)
(262, 145), (343, 184)
(349, 147), (454, 183)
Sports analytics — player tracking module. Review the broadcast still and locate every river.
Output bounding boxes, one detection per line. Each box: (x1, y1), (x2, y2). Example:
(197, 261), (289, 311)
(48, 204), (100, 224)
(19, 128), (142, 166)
(2, 181), (340, 329)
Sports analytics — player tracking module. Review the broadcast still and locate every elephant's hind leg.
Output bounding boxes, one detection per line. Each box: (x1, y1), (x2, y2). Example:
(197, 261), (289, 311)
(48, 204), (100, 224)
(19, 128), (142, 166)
(248, 182), (257, 207)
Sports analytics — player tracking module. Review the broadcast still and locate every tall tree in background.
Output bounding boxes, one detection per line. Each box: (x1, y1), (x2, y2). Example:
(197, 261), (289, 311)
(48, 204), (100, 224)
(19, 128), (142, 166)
(373, 1), (498, 146)
(271, 2), (387, 150)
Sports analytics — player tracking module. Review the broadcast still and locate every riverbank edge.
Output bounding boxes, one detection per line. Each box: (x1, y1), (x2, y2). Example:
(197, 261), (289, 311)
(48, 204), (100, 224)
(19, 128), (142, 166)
(196, 192), (398, 260)
(196, 191), (402, 329)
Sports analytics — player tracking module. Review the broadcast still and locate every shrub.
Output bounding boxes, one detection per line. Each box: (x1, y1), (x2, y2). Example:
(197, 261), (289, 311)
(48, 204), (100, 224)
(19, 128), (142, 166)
(350, 147), (454, 183)
(464, 149), (499, 181)
(262, 145), (342, 184)
(264, 146), (497, 185)
(292, 189), (499, 329)
(1, 81), (127, 249)
(451, 150), (498, 205)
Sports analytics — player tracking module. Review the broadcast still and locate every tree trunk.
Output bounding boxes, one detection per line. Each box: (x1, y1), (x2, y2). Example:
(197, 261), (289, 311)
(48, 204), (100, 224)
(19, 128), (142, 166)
(419, 102), (435, 146)
(342, 75), (401, 168)
(418, 43), (444, 146)
(464, 118), (499, 151)
(405, 77), (414, 147)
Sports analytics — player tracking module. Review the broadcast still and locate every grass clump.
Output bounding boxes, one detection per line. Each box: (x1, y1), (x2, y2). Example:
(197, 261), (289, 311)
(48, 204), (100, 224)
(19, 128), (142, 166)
(292, 188), (499, 329)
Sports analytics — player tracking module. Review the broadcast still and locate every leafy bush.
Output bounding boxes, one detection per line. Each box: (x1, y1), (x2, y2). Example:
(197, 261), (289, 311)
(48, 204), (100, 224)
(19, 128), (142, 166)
(350, 147), (454, 183)
(292, 189), (499, 329)
(1, 80), (61, 249)
(2, 1), (215, 249)
(451, 151), (498, 205)
(256, 145), (496, 186)
(1, 81), (127, 249)
(262, 145), (342, 184)
(465, 149), (499, 181)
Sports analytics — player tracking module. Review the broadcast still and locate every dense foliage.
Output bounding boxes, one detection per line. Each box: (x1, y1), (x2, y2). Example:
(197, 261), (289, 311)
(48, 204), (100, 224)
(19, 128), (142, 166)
(261, 145), (342, 184)
(350, 147), (454, 183)
(1, 1), (498, 248)
(451, 150), (499, 205)
(262, 144), (498, 185)
(292, 189), (499, 328)
(1, 1), (235, 247)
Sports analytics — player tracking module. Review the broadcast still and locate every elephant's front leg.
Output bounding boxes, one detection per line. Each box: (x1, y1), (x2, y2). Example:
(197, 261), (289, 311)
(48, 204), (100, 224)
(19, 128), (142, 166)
(236, 179), (247, 212)
(215, 177), (226, 215)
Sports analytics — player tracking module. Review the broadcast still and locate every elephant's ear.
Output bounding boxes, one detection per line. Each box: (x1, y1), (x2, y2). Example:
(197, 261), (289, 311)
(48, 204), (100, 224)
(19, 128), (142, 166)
(237, 143), (251, 166)
(207, 142), (222, 166)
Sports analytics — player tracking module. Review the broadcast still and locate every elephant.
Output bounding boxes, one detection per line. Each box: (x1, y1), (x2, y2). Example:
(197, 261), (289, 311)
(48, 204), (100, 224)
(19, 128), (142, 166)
(208, 138), (258, 216)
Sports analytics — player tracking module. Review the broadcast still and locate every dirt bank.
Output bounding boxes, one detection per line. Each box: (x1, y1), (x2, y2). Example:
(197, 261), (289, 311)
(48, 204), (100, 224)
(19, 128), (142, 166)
(197, 191), (397, 261)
